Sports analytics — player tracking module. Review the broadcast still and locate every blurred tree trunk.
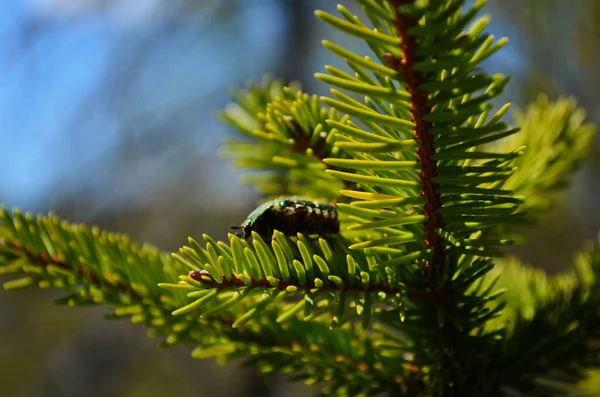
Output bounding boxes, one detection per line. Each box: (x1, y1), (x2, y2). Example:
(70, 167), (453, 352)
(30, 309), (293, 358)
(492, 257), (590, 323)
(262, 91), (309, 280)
(272, 0), (315, 85)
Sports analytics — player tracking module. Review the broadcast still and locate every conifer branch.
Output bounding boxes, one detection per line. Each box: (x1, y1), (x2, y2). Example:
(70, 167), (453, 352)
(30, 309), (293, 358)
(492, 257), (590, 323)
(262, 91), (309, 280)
(0, 210), (406, 393)
(386, 0), (444, 269)
(188, 268), (399, 295)
(220, 79), (348, 201)
(1, 1), (599, 395)
(0, 212), (234, 333)
(285, 116), (354, 203)
(4, 240), (137, 296)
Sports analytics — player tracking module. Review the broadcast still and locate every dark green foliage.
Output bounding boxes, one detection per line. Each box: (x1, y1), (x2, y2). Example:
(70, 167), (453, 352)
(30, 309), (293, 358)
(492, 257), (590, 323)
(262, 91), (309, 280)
(478, 239), (600, 396)
(0, 1), (598, 396)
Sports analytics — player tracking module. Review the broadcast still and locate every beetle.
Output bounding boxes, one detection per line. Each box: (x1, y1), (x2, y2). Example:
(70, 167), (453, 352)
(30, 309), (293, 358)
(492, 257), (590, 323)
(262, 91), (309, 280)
(231, 197), (339, 240)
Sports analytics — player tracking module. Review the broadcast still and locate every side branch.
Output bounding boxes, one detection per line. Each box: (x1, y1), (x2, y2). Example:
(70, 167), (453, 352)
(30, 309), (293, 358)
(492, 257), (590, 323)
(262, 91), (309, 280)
(288, 116), (352, 203)
(1, 240), (234, 329)
(3, 240), (135, 295)
(288, 116), (331, 161)
(189, 269), (400, 295)
(387, 0), (444, 269)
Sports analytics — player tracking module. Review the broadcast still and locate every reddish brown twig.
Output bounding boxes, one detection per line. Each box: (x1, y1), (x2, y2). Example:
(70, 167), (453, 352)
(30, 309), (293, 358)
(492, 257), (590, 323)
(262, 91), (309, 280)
(387, 0), (444, 271)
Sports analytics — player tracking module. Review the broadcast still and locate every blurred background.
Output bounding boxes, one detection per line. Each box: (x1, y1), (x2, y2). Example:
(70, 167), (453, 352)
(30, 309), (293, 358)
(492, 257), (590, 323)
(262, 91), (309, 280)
(0, 1), (599, 396)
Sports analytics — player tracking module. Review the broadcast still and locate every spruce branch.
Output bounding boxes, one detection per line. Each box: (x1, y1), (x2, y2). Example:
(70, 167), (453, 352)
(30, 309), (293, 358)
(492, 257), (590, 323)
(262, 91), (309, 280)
(314, 1), (523, 394)
(1, 1), (599, 396)
(220, 77), (350, 201)
(0, 209), (245, 339)
(0, 209), (411, 395)
(315, 0), (522, 265)
(166, 231), (394, 330)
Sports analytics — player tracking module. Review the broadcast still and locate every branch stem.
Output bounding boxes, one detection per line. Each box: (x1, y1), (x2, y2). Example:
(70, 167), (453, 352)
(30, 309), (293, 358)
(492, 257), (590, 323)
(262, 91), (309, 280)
(388, 0), (444, 270)
(189, 269), (400, 295)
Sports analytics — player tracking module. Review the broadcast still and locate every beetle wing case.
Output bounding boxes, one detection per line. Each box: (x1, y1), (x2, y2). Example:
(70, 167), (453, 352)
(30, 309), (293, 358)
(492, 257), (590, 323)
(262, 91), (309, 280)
(232, 197), (339, 240)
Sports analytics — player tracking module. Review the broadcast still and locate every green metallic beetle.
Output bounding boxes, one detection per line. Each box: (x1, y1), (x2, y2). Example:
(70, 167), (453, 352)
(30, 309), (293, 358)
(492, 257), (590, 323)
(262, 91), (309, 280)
(231, 197), (339, 240)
